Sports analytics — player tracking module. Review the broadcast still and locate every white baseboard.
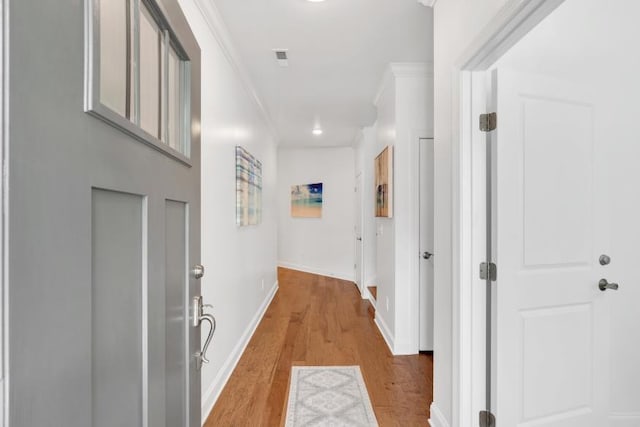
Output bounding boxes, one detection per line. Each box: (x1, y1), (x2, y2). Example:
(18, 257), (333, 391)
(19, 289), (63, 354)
(201, 281), (279, 424)
(428, 403), (450, 427)
(278, 262), (354, 282)
(374, 312), (394, 354)
(365, 287), (377, 306)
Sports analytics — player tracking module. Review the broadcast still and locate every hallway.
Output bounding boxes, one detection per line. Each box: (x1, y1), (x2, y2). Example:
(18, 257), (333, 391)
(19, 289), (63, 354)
(205, 268), (433, 426)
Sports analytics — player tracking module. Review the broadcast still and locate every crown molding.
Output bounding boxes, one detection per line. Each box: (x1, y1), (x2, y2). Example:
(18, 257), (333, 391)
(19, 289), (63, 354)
(418, 0), (438, 7)
(192, 0), (279, 142)
(373, 62), (434, 106)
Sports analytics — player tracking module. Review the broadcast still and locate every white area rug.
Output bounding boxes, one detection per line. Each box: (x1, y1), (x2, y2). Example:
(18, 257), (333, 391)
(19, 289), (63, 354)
(285, 365), (379, 427)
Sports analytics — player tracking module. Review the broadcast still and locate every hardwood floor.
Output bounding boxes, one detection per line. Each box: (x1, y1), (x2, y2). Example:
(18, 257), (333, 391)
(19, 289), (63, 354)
(367, 285), (378, 301)
(204, 267), (433, 426)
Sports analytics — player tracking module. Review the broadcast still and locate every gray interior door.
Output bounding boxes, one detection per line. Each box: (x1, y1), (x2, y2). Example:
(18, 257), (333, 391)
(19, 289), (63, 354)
(8, 1), (201, 426)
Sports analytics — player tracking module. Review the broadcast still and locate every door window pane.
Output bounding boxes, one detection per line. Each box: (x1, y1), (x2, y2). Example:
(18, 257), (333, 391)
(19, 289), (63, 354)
(167, 46), (183, 153)
(139, 4), (161, 138)
(99, 0), (128, 117)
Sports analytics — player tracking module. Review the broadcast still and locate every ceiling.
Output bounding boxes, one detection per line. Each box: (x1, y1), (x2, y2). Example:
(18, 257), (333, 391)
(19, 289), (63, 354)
(210, 0), (433, 147)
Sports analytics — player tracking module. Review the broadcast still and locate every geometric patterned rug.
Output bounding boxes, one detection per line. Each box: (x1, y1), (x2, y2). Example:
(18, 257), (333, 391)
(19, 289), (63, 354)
(284, 366), (379, 427)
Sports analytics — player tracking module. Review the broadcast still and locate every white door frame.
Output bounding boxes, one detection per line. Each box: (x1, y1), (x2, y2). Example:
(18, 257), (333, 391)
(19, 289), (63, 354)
(452, 0), (565, 425)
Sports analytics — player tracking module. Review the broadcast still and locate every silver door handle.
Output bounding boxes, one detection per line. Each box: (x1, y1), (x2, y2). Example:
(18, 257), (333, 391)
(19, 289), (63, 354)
(193, 296), (216, 369)
(197, 313), (216, 364)
(192, 264), (205, 279)
(356, 237), (362, 241)
(422, 252), (433, 260)
(599, 278), (619, 291)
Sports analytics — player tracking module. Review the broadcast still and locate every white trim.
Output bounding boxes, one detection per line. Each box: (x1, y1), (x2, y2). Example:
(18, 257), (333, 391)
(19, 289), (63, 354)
(373, 313), (394, 354)
(458, 0), (564, 70)
(191, 0), (279, 142)
(200, 281), (279, 424)
(451, 1), (565, 426)
(365, 287), (377, 306)
(418, 0), (438, 7)
(277, 262), (355, 283)
(428, 403), (450, 427)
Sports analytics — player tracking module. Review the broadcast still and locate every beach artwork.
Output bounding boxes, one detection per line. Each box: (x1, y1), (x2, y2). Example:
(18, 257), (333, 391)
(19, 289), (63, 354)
(236, 146), (262, 226)
(291, 183), (323, 218)
(375, 145), (393, 218)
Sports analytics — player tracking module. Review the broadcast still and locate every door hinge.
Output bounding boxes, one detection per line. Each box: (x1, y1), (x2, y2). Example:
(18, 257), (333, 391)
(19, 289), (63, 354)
(479, 410), (496, 427)
(479, 262), (497, 281)
(479, 112), (497, 132)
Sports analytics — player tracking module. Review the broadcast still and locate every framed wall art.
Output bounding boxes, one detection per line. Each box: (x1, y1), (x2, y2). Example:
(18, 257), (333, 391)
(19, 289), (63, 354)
(236, 146), (262, 226)
(375, 145), (393, 218)
(291, 183), (323, 218)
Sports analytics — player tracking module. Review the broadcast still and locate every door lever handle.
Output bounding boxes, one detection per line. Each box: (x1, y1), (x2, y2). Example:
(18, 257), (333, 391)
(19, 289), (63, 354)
(193, 296), (216, 369)
(422, 252), (433, 260)
(197, 313), (216, 365)
(598, 278), (619, 291)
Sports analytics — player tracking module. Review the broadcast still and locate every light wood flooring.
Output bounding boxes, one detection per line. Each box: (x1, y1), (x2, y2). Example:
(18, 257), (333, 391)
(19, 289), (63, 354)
(204, 267), (433, 426)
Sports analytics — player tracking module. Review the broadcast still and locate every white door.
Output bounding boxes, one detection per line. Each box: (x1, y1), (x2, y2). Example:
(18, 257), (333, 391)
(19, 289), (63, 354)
(355, 173), (364, 293)
(488, 2), (640, 424)
(419, 138), (434, 351)
(490, 67), (613, 426)
(8, 1), (204, 426)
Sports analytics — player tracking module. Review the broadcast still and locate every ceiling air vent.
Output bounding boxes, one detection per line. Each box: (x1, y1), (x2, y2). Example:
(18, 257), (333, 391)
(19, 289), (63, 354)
(273, 49), (289, 67)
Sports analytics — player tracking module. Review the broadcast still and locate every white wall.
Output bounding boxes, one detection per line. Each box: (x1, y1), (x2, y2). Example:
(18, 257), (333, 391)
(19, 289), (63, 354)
(354, 126), (378, 291)
(371, 64), (433, 355)
(179, 0), (279, 422)
(277, 147), (355, 281)
(431, 0), (510, 426)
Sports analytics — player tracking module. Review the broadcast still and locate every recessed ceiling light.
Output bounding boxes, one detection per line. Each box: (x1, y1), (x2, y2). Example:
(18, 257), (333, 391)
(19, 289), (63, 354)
(307, 0), (326, 2)
(312, 128), (323, 136)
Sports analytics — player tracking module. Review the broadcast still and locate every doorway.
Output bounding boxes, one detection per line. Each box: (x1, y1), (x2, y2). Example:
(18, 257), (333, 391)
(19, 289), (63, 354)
(464, 0), (640, 424)
(355, 172), (364, 295)
(419, 138), (434, 351)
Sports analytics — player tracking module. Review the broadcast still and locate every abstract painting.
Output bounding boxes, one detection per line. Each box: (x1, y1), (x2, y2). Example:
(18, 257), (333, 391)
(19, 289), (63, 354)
(291, 183), (323, 218)
(375, 145), (393, 218)
(236, 146), (262, 226)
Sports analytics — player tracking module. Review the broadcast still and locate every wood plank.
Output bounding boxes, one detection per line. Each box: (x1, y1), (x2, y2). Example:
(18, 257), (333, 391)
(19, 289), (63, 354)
(204, 267), (433, 426)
